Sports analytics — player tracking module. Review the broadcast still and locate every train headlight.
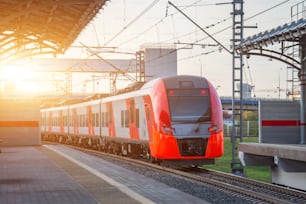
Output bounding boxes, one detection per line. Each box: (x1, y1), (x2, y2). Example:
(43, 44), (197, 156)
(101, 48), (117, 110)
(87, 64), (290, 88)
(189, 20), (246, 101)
(161, 125), (173, 135)
(163, 126), (171, 133)
(208, 125), (218, 134)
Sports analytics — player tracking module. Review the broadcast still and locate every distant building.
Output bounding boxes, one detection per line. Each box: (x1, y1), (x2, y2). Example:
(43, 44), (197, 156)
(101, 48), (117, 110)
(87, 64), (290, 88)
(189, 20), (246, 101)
(237, 83), (254, 98)
(141, 43), (177, 81)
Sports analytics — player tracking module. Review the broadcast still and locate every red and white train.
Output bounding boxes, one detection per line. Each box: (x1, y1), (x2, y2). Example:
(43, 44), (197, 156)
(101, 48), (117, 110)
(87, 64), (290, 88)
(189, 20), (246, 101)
(41, 75), (223, 166)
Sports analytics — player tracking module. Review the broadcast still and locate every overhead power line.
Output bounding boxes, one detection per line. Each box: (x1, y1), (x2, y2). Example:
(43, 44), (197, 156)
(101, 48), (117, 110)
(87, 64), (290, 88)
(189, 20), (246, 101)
(167, 1), (232, 54)
(103, 0), (160, 46)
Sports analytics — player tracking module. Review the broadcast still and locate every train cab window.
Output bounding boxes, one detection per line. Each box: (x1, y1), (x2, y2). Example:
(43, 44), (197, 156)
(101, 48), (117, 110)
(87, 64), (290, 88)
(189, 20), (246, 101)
(167, 88), (211, 122)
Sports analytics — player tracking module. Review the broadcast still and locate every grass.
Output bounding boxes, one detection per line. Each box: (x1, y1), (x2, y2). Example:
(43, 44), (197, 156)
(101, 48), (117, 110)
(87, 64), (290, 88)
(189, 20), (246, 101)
(205, 137), (271, 183)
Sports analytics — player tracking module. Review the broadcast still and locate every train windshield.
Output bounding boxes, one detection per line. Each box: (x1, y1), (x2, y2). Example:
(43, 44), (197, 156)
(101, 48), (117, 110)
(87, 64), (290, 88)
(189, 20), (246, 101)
(167, 88), (211, 122)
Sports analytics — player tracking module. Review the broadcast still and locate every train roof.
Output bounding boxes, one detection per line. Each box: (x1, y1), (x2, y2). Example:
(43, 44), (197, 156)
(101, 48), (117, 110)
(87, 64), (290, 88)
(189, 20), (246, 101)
(41, 75), (210, 109)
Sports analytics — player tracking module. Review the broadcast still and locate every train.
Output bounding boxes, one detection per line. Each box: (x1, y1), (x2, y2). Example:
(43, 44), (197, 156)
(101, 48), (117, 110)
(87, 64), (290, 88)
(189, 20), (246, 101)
(41, 75), (224, 167)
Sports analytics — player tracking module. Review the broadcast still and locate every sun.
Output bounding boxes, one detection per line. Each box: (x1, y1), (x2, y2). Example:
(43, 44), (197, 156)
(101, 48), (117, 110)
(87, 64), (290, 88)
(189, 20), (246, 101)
(0, 62), (40, 96)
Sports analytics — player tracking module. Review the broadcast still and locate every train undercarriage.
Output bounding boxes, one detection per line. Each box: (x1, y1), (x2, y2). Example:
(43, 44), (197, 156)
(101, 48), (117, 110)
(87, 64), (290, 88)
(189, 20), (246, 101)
(42, 132), (160, 163)
(42, 132), (215, 167)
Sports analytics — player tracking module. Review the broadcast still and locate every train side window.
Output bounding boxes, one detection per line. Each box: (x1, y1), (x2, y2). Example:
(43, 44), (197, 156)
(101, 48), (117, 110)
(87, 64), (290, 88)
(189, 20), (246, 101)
(108, 104), (113, 123)
(125, 110), (129, 127)
(130, 100), (134, 123)
(121, 110), (124, 127)
(92, 114), (95, 126)
(101, 112), (104, 127)
(83, 114), (86, 127)
(136, 109), (139, 128)
(80, 115), (83, 127)
(95, 114), (98, 126)
(105, 112), (109, 125)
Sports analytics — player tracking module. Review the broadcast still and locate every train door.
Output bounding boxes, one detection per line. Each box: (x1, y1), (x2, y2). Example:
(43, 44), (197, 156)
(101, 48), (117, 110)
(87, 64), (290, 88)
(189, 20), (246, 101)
(143, 95), (153, 142)
(126, 98), (140, 140)
(86, 105), (94, 135)
(106, 102), (116, 137)
(72, 108), (78, 134)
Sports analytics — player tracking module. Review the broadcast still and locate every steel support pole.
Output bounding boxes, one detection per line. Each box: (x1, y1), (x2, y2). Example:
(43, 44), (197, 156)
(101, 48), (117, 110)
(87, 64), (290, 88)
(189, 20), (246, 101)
(299, 35), (306, 144)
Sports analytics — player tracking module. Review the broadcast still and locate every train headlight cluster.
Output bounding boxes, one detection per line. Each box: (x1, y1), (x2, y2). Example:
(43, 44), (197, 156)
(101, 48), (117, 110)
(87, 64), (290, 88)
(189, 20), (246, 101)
(208, 125), (219, 134)
(161, 126), (173, 135)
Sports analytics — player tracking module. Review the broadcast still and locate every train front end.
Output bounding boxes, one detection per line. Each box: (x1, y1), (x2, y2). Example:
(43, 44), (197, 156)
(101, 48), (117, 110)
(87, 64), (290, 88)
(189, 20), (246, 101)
(150, 75), (223, 166)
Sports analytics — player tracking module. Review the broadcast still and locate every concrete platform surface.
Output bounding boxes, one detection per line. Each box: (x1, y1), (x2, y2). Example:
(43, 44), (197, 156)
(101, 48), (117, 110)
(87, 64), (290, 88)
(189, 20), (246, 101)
(0, 145), (209, 204)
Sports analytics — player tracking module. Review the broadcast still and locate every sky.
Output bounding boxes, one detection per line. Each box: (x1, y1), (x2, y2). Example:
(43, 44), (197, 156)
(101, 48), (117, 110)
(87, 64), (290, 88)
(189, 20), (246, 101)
(2, 0), (303, 98)
(60, 0), (305, 99)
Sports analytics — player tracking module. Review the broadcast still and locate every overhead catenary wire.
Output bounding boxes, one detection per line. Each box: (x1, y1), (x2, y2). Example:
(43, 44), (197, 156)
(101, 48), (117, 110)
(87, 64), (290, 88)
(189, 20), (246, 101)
(154, 0), (294, 61)
(167, 1), (232, 54)
(86, 0), (294, 65)
(118, 0), (204, 47)
(103, 0), (160, 46)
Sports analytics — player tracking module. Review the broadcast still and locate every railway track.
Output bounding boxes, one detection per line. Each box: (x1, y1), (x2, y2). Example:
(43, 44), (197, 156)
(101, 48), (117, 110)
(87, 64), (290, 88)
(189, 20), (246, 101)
(45, 142), (306, 203)
(183, 167), (306, 204)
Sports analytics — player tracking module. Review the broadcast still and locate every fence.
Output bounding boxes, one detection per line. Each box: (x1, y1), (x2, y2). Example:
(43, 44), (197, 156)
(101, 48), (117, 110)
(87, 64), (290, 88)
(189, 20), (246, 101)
(223, 120), (258, 137)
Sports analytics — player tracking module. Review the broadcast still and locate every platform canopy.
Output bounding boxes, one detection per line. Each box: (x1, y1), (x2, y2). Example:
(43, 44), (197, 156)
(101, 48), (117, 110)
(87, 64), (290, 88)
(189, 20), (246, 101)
(237, 18), (306, 53)
(235, 18), (306, 70)
(0, 0), (108, 64)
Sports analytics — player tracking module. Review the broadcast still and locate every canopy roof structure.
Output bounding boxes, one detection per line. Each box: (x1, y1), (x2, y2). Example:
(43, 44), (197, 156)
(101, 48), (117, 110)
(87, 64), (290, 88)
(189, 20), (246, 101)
(236, 18), (306, 70)
(238, 19), (306, 51)
(0, 0), (108, 64)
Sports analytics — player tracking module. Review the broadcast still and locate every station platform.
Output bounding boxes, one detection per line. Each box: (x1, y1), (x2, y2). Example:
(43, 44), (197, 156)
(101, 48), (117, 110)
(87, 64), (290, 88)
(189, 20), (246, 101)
(238, 143), (306, 163)
(0, 145), (209, 204)
(238, 142), (306, 191)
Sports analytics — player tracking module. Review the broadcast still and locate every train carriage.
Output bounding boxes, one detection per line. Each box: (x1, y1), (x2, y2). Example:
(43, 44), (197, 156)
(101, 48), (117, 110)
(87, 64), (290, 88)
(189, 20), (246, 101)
(41, 106), (69, 142)
(41, 75), (223, 167)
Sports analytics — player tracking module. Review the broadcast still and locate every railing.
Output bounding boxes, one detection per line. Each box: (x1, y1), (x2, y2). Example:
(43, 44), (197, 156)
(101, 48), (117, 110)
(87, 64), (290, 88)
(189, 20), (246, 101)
(223, 120), (258, 137)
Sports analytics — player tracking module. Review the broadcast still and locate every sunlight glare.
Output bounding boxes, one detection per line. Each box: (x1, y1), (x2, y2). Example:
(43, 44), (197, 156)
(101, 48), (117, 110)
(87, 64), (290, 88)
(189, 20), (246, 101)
(0, 62), (39, 95)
